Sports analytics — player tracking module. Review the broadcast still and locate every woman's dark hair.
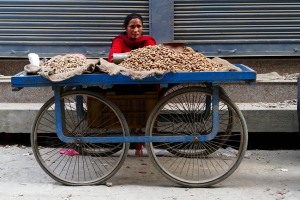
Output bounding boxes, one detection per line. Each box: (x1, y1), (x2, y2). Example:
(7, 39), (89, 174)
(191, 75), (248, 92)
(123, 13), (143, 29)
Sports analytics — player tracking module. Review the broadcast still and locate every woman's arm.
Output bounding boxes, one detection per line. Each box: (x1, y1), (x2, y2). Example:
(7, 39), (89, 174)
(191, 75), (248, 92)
(144, 38), (156, 46)
(108, 38), (124, 62)
(108, 36), (156, 62)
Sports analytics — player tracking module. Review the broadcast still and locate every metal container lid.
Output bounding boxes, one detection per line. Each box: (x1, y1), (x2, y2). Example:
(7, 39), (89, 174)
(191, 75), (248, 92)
(163, 42), (187, 52)
(113, 53), (129, 64)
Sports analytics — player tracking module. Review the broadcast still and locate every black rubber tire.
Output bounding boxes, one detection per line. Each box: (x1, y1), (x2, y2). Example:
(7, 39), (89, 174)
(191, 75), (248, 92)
(31, 90), (129, 185)
(146, 86), (248, 187)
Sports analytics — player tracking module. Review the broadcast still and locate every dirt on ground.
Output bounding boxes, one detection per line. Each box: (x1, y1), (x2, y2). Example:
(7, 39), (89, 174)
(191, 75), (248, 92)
(0, 145), (300, 200)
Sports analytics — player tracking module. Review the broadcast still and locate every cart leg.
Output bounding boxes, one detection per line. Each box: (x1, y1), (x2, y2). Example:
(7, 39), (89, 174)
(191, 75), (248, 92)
(297, 75), (300, 133)
(134, 128), (145, 156)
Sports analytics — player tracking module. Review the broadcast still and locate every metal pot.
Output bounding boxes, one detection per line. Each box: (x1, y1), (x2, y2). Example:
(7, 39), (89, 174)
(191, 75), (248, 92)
(112, 53), (129, 64)
(163, 42), (187, 52)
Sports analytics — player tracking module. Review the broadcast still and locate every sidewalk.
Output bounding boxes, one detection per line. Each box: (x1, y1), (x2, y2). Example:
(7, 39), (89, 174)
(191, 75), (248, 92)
(0, 145), (299, 200)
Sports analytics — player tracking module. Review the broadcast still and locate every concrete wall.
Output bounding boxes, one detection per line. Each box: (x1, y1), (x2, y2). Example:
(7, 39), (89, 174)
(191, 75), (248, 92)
(0, 103), (298, 133)
(0, 57), (299, 133)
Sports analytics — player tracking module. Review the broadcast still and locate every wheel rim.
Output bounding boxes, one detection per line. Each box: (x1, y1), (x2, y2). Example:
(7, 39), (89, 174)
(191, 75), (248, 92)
(31, 91), (129, 185)
(146, 87), (247, 187)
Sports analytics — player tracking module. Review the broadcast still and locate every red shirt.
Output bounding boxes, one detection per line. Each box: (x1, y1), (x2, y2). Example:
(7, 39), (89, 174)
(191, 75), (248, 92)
(108, 34), (156, 62)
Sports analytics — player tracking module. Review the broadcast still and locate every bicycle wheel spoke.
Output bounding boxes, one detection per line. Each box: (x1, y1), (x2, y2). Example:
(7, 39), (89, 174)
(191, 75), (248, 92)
(146, 86), (247, 187)
(31, 90), (129, 185)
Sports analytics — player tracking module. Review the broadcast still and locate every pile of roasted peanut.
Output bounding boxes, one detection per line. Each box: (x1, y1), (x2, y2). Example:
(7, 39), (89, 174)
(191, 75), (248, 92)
(41, 54), (87, 74)
(119, 45), (227, 72)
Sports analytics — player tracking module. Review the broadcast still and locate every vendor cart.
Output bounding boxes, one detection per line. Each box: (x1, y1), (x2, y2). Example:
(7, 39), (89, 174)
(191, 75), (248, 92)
(11, 64), (256, 187)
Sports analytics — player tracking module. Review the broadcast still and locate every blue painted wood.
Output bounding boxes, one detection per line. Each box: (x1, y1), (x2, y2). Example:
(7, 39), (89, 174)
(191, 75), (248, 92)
(56, 135), (212, 144)
(11, 65), (256, 143)
(297, 75), (300, 133)
(54, 85), (221, 144)
(11, 64), (256, 88)
(54, 87), (65, 143)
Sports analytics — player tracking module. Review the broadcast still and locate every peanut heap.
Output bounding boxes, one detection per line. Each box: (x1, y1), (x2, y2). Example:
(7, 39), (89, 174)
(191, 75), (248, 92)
(119, 45), (227, 72)
(41, 54), (87, 74)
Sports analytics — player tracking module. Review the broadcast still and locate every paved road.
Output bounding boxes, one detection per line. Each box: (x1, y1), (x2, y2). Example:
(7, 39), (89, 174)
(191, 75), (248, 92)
(0, 145), (299, 200)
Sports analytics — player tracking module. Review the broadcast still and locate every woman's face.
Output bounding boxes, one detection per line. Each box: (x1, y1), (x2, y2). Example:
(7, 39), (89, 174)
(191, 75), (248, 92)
(126, 18), (143, 40)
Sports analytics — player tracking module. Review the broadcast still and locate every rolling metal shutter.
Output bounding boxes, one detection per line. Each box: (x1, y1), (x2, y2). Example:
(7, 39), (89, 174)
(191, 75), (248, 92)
(2, 0), (298, 58)
(174, 0), (300, 57)
(0, 0), (149, 58)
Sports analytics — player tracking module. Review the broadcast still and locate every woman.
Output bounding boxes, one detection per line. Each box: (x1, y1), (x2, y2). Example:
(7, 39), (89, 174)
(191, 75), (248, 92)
(108, 13), (156, 62)
(106, 14), (157, 156)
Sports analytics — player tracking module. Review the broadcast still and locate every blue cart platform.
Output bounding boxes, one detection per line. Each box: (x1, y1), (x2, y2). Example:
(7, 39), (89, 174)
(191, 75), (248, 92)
(11, 64), (256, 187)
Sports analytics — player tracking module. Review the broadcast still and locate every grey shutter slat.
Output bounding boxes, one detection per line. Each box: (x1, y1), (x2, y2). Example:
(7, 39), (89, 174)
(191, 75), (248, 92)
(0, 0), (149, 57)
(174, 0), (300, 56)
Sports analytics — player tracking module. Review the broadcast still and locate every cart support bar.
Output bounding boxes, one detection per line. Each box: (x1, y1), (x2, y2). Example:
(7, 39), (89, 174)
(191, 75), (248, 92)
(58, 135), (215, 143)
(53, 86), (220, 143)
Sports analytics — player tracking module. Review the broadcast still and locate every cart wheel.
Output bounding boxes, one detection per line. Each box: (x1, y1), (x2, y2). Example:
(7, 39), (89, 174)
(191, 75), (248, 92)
(159, 85), (233, 157)
(31, 90), (129, 185)
(146, 86), (247, 187)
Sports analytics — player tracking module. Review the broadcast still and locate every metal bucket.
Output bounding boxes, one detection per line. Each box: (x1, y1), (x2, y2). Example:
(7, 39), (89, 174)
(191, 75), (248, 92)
(163, 42), (187, 52)
(113, 53), (129, 64)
